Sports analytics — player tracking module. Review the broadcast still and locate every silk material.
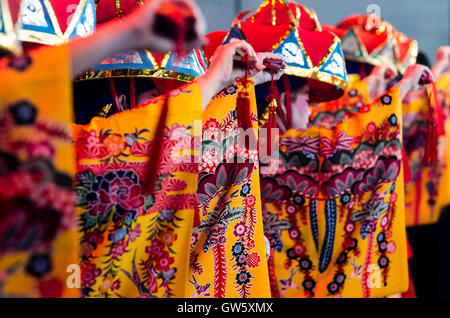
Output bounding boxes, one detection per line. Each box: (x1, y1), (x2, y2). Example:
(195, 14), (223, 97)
(187, 82), (271, 298)
(73, 82), (202, 298)
(0, 45), (78, 298)
(261, 87), (409, 298)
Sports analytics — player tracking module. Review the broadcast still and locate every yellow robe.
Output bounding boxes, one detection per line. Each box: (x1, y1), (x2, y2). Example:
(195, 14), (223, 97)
(73, 82), (202, 298)
(0, 45), (78, 297)
(187, 81), (271, 298)
(310, 74), (371, 128)
(435, 72), (450, 213)
(261, 87), (409, 298)
(403, 87), (447, 226)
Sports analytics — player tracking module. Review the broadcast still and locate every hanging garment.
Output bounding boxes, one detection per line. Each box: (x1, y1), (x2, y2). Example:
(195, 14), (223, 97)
(0, 44), (79, 298)
(435, 72), (450, 213)
(73, 82), (202, 298)
(403, 88), (446, 226)
(260, 86), (409, 298)
(187, 81), (271, 298)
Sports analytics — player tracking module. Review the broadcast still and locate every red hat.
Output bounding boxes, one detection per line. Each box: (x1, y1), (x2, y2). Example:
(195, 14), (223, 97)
(95, 0), (142, 23)
(204, 30), (227, 62)
(17, 0), (96, 46)
(0, 0), (22, 54)
(395, 31), (418, 73)
(79, 0), (208, 84)
(221, 0), (348, 103)
(326, 13), (397, 67)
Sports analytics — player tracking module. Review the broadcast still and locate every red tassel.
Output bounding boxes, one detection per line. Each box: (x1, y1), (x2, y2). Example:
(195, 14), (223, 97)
(267, 98), (278, 155)
(193, 205), (201, 228)
(109, 78), (124, 112)
(236, 91), (253, 130)
(422, 82), (440, 165)
(129, 77), (136, 109)
(422, 117), (438, 165)
(402, 145), (413, 184)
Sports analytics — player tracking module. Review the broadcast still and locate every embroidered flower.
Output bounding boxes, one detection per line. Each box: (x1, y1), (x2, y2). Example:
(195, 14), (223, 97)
(191, 233), (199, 247)
(85, 228), (104, 246)
(299, 258), (312, 271)
(293, 194), (305, 206)
(293, 243), (306, 257)
(240, 183), (251, 197)
(336, 252), (348, 265)
(344, 222), (355, 234)
(388, 114), (398, 126)
(288, 227), (301, 240)
(159, 209), (176, 222)
(378, 240), (387, 253)
(360, 104), (370, 113)
(26, 253), (52, 278)
(381, 94), (392, 106)
(334, 273), (346, 285)
(161, 268), (177, 281)
(390, 192), (398, 203)
(380, 215), (389, 227)
(246, 239), (256, 250)
(327, 281), (340, 294)
(366, 122), (377, 135)
(377, 232), (386, 243)
(81, 262), (101, 287)
(99, 274), (115, 293)
(81, 242), (94, 257)
(244, 194), (257, 208)
(85, 170), (144, 219)
(348, 89), (358, 97)
(159, 228), (177, 247)
(10, 101), (37, 125)
(224, 84), (238, 96)
(340, 193), (352, 205)
(233, 221), (248, 237)
(103, 133), (126, 157)
(109, 227), (127, 244)
(386, 241), (396, 254)
(302, 278), (316, 291)
(286, 248), (298, 260)
(154, 251), (174, 272)
(235, 270), (251, 285)
(111, 239), (128, 259)
(378, 256), (390, 269)
(111, 279), (121, 291)
(235, 253), (248, 267)
(286, 203), (298, 215)
(343, 238), (358, 251)
(247, 252), (261, 268)
(146, 240), (165, 259)
(232, 242), (245, 257)
(124, 133), (138, 147)
(128, 224), (142, 243)
(204, 118), (220, 131)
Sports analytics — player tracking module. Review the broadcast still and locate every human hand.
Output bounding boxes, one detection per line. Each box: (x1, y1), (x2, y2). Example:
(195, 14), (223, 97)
(365, 63), (398, 100)
(252, 53), (286, 86)
(125, 0), (206, 53)
(397, 64), (434, 100)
